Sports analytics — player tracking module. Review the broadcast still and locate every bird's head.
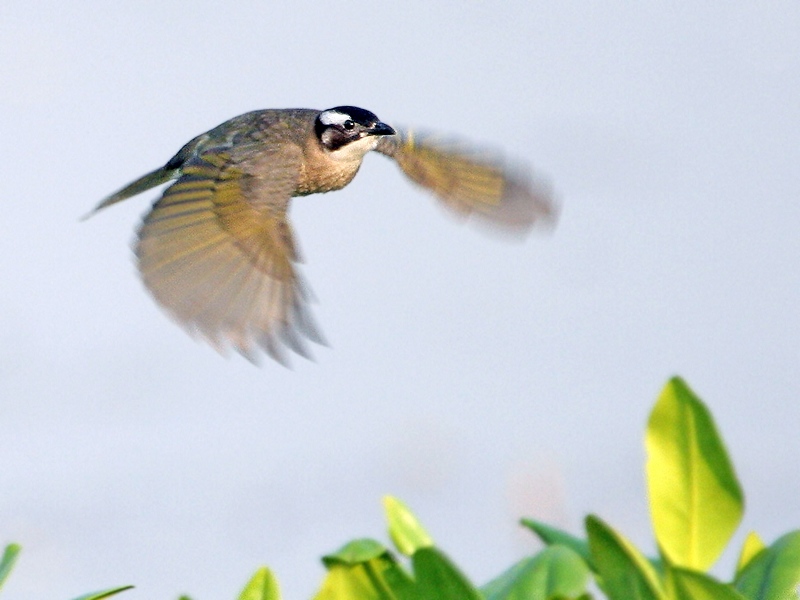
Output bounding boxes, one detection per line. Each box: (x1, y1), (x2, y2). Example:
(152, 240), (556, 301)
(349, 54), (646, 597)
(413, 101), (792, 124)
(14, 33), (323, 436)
(315, 106), (395, 159)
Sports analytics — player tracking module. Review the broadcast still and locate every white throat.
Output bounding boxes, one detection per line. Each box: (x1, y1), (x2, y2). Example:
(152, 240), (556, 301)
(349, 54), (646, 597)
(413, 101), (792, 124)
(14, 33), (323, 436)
(327, 135), (379, 163)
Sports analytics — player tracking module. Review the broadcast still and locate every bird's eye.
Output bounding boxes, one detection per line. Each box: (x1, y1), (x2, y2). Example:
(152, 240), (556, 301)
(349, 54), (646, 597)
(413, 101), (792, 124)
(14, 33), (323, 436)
(343, 119), (355, 130)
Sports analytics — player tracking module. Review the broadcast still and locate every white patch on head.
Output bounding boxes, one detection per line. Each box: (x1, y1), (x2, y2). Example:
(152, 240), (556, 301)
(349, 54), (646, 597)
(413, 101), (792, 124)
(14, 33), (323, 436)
(319, 110), (352, 126)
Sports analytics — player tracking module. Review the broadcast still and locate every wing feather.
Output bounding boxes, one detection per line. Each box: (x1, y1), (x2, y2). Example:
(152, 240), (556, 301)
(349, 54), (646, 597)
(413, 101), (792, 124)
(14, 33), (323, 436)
(135, 143), (321, 361)
(376, 130), (557, 233)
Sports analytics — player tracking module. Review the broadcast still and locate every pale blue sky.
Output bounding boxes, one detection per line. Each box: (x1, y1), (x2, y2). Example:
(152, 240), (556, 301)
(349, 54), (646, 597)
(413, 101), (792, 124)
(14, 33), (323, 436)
(1, 2), (799, 598)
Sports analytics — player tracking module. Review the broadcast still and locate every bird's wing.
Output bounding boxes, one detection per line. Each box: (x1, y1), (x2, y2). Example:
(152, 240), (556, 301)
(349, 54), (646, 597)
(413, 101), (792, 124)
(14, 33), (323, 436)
(135, 143), (323, 364)
(375, 130), (557, 234)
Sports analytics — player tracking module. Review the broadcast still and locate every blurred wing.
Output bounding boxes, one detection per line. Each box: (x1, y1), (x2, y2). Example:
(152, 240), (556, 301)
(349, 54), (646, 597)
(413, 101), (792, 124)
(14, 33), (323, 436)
(135, 145), (323, 364)
(375, 130), (557, 234)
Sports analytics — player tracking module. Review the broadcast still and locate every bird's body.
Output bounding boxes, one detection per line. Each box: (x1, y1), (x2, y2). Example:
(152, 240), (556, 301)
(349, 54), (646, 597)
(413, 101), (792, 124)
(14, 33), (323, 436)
(88, 106), (556, 364)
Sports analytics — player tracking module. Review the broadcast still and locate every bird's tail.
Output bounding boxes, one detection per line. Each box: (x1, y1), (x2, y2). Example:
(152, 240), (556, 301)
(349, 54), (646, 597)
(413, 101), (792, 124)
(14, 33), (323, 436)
(82, 166), (179, 220)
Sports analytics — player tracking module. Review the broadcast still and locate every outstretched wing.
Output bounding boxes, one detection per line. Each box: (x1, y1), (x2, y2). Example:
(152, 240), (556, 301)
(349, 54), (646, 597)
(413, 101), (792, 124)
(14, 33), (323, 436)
(135, 144), (323, 363)
(375, 130), (557, 233)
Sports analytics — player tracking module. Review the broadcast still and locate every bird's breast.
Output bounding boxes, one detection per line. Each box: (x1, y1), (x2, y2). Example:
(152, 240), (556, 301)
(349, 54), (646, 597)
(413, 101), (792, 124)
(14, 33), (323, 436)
(295, 154), (363, 196)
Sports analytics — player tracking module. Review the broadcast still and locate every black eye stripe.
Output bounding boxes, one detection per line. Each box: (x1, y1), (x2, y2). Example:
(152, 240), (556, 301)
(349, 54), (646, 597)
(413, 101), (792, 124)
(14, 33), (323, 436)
(315, 106), (382, 149)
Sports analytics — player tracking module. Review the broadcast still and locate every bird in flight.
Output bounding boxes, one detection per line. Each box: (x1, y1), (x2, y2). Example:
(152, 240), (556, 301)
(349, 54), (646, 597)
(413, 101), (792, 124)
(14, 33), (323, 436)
(87, 106), (556, 364)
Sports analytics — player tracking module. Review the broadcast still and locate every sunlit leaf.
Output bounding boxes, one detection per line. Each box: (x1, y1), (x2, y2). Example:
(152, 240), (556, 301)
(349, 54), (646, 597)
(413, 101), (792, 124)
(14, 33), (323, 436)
(736, 532), (767, 576)
(237, 567), (281, 600)
(586, 515), (665, 600)
(314, 564), (394, 600)
(521, 519), (594, 570)
(646, 377), (744, 570)
(481, 544), (589, 599)
(735, 531), (800, 600)
(412, 547), (482, 600)
(315, 541), (415, 600)
(68, 585), (134, 600)
(383, 496), (434, 556)
(0, 544), (21, 591)
(670, 568), (748, 600)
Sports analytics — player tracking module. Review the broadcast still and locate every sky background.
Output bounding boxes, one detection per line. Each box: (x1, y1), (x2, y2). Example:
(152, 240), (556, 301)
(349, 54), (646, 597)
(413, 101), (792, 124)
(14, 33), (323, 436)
(1, 2), (799, 598)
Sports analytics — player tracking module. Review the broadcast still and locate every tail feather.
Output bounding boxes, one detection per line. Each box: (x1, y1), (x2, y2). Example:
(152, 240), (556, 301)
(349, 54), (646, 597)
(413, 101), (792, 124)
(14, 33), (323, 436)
(82, 166), (179, 220)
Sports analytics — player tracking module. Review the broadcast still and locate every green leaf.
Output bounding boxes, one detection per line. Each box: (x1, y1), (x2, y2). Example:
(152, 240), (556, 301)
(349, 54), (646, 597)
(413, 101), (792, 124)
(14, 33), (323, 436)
(411, 547), (482, 600)
(521, 519), (669, 580)
(384, 496), (434, 556)
(315, 542), (415, 600)
(645, 377), (744, 570)
(0, 544), (21, 591)
(734, 530), (800, 600)
(68, 585), (134, 600)
(481, 544), (590, 600)
(736, 532), (767, 576)
(322, 539), (389, 567)
(670, 568), (748, 600)
(585, 515), (665, 600)
(521, 519), (594, 570)
(237, 567), (281, 600)
(314, 564), (395, 600)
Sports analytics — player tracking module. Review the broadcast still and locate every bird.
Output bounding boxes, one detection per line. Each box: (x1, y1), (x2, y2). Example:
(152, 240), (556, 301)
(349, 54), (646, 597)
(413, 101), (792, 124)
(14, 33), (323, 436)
(86, 106), (557, 364)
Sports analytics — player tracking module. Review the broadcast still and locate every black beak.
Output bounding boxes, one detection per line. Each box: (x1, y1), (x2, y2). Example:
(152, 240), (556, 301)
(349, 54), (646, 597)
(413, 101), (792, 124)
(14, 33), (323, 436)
(367, 121), (396, 136)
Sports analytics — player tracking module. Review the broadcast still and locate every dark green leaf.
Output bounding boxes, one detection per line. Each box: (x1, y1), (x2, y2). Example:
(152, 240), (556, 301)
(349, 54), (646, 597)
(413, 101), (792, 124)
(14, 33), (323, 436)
(412, 547), (482, 600)
(586, 515), (665, 600)
(482, 544), (589, 599)
(646, 377), (744, 570)
(735, 531), (800, 600)
(521, 519), (594, 570)
(68, 585), (134, 600)
(322, 539), (389, 567)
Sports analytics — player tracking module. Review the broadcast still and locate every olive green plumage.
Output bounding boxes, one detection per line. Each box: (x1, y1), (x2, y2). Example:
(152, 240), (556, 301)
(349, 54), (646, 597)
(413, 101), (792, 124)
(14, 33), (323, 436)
(88, 106), (556, 364)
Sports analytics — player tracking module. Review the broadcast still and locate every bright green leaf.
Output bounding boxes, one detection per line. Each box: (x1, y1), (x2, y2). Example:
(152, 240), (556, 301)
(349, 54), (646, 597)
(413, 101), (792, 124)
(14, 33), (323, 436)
(237, 567), (281, 600)
(670, 568), (748, 600)
(314, 550), (414, 600)
(735, 530), (800, 600)
(316, 540), (415, 600)
(646, 377), (744, 570)
(68, 585), (134, 600)
(412, 547), (482, 600)
(481, 544), (590, 600)
(586, 515), (665, 600)
(0, 544), (21, 591)
(314, 564), (393, 600)
(736, 532), (767, 576)
(384, 496), (434, 556)
(521, 519), (594, 570)
(322, 539), (389, 567)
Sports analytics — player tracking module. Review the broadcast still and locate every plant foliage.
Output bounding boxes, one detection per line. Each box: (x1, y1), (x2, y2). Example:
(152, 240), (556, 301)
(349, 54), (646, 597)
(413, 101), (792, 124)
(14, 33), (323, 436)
(3, 377), (797, 599)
